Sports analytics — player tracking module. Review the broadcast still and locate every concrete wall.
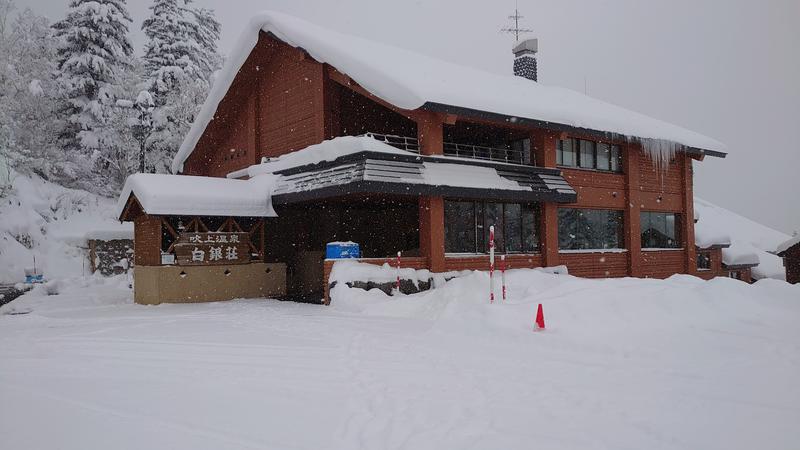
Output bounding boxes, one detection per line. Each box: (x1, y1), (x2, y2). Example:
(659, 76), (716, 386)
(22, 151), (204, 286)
(134, 263), (286, 305)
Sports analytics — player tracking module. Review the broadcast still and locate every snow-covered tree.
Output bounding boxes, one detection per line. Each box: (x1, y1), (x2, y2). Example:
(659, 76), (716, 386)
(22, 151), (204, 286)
(0, 3), (81, 184)
(142, 0), (221, 173)
(52, 0), (134, 158)
(142, 0), (203, 102)
(188, 5), (222, 80)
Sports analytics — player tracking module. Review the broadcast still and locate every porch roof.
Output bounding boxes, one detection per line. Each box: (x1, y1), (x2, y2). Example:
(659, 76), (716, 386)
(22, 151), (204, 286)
(269, 150), (577, 205)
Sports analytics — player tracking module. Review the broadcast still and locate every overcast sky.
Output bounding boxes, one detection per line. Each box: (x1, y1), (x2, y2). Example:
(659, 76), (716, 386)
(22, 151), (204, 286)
(19, 0), (800, 235)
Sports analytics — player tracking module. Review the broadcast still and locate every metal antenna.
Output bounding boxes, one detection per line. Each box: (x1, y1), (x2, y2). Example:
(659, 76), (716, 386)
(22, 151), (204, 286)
(500, 1), (533, 41)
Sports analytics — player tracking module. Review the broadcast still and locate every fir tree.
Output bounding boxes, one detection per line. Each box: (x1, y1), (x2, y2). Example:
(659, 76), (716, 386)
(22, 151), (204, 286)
(141, 0), (203, 103)
(188, 5), (222, 81)
(52, 0), (134, 156)
(142, 0), (221, 173)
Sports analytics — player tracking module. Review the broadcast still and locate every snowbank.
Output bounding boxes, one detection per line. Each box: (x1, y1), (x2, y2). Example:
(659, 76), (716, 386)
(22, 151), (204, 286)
(694, 197), (789, 279)
(172, 11), (725, 173)
(0, 173), (128, 283)
(115, 173), (278, 219)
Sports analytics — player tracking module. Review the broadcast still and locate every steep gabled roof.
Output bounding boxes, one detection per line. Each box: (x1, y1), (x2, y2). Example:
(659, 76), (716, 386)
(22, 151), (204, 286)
(172, 11), (726, 173)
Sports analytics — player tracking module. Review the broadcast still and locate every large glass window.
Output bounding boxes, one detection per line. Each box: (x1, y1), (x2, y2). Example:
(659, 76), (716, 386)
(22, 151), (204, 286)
(640, 212), (681, 249)
(444, 201), (477, 253)
(445, 200), (539, 254)
(558, 208), (624, 250)
(558, 138), (622, 172)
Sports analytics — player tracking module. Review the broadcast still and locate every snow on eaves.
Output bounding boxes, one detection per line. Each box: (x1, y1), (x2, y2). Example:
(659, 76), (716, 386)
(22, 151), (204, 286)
(229, 135), (413, 179)
(171, 11), (726, 174)
(229, 136), (532, 192)
(694, 197), (790, 279)
(115, 173), (278, 220)
(776, 236), (800, 255)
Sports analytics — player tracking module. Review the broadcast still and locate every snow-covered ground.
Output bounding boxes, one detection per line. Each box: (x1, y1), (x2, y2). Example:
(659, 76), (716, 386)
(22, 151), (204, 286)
(2, 269), (798, 450)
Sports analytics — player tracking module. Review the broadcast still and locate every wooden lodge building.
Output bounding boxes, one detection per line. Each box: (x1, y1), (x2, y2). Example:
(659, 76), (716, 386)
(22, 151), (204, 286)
(117, 12), (735, 304)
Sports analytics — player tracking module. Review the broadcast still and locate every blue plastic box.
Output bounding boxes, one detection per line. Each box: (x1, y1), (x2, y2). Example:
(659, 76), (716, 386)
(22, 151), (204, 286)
(326, 242), (360, 259)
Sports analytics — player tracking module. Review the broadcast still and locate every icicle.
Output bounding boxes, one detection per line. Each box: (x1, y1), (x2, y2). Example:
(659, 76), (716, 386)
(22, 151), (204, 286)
(638, 138), (681, 173)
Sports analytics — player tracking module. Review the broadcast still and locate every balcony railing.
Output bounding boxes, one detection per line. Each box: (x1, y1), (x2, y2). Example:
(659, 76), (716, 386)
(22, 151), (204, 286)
(362, 132), (420, 153)
(363, 132), (527, 165)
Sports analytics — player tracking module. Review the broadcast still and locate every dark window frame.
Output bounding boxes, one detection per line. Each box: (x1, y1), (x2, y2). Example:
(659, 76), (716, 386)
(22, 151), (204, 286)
(557, 138), (623, 173)
(444, 200), (540, 254)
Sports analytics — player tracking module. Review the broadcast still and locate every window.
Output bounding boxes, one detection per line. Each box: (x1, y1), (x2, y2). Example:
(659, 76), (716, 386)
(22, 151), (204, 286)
(558, 138), (622, 172)
(510, 138), (532, 165)
(640, 212), (681, 249)
(558, 208), (624, 250)
(579, 140), (595, 169)
(697, 252), (711, 270)
(610, 145), (621, 171)
(445, 200), (539, 254)
(557, 138), (576, 166)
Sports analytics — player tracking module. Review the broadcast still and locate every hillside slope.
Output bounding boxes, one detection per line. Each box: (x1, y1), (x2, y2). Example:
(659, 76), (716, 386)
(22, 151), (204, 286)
(0, 173), (131, 283)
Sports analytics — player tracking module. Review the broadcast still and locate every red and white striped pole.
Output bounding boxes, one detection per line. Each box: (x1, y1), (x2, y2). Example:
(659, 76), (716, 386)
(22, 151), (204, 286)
(395, 251), (402, 293)
(500, 254), (506, 302)
(489, 225), (495, 304)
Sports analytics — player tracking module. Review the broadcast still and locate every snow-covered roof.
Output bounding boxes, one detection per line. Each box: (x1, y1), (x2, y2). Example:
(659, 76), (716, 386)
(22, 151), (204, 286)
(721, 247), (760, 267)
(777, 236), (800, 255)
(694, 197), (790, 279)
(116, 173), (278, 220)
(228, 135), (413, 179)
(171, 11), (726, 173)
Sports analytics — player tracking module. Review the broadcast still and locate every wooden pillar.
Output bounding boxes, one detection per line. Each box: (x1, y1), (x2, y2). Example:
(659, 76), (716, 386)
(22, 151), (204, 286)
(419, 195), (446, 273)
(134, 214), (162, 266)
(532, 130), (559, 267)
(681, 154), (697, 274)
(416, 112), (445, 272)
(417, 112), (443, 156)
(624, 145), (643, 277)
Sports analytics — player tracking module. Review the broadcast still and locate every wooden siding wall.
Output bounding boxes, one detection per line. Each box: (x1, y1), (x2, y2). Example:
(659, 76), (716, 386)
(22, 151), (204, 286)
(183, 33), (326, 177)
(559, 252), (628, 278)
(641, 250), (685, 279)
(133, 214), (161, 266)
(785, 246), (800, 284)
(443, 254), (543, 272)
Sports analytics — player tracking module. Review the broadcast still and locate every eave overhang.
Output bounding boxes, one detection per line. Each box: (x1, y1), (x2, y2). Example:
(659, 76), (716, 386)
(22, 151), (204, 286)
(271, 151), (578, 205)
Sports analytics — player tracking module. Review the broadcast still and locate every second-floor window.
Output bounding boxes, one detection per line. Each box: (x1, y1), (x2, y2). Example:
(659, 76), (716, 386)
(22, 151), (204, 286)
(558, 138), (622, 172)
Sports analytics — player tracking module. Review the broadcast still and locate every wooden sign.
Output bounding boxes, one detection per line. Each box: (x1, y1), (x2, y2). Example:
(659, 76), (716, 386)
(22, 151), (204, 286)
(173, 232), (251, 266)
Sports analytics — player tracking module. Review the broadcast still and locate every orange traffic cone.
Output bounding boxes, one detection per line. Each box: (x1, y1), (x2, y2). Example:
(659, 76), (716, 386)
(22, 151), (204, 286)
(535, 304), (545, 330)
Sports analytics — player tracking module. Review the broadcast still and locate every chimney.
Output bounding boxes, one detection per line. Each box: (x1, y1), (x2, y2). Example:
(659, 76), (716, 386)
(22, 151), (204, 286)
(513, 38), (538, 82)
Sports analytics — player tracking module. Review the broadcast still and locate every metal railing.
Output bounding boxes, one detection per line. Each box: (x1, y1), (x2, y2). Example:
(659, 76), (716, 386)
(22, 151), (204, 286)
(443, 142), (526, 165)
(362, 132), (420, 153)
(363, 132), (527, 165)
